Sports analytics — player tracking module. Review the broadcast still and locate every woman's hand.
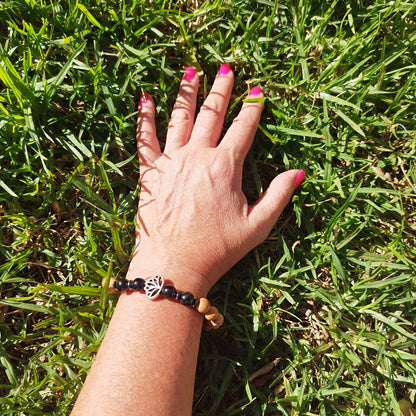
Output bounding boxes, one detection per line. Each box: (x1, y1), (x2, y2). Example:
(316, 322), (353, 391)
(128, 64), (304, 295)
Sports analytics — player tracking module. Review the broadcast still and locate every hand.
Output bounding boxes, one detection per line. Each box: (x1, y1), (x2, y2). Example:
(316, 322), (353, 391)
(127, 64), (304, 295)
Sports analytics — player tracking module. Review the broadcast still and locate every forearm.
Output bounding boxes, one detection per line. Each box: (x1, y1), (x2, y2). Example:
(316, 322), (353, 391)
(71, 267), (205, 416)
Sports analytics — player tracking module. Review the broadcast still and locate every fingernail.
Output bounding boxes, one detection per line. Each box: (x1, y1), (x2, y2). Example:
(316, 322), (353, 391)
(183, 67), (196, 81)
(248, 86), (262, 96)
(218, 63), (231, 76)
(140, 92), (149, 105)
(294, 170), (306, 189)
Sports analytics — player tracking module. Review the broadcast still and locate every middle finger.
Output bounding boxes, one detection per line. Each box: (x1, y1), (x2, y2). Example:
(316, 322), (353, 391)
(189, 63), (234, 148)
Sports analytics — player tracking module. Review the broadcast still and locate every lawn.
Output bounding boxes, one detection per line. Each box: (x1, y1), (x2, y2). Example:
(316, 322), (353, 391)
(0, 0), (415, 414)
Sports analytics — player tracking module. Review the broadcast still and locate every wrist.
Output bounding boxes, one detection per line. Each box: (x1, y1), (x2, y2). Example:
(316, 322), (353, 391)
(106, 275), (224, 330)
(125, 252), (212, 298)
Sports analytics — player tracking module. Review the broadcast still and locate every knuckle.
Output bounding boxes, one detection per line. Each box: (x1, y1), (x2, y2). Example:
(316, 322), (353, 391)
(168, 110), (192, 129)
(233, 107), (259, 128)
(211, 151), (234, 178)
(199, 101), (222, 117)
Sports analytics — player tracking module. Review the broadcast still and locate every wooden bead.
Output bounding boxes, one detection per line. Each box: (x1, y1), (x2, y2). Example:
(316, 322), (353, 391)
(203, 320), (216, 331)
(203, 313), (224, 330)
(210, 313), (224, 327)
(205, 306), (219, 321)
(197, 298), (211, 314)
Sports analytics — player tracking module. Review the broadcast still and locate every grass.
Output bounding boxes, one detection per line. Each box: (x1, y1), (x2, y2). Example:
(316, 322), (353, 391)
(0, 0), (415, 414)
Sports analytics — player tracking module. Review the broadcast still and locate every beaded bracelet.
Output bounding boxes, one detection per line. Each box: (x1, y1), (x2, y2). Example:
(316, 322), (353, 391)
(102, 276), (224, 330)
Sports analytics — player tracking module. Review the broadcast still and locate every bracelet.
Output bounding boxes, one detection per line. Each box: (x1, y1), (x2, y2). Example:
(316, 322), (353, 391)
(102, 276), (224, 330)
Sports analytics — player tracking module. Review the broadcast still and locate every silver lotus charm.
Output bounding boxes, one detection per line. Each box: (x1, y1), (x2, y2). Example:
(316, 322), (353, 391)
(144, 275), (165, 300)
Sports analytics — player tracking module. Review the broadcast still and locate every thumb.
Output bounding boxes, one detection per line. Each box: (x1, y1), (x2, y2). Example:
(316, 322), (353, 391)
(247, 169), (305, 244)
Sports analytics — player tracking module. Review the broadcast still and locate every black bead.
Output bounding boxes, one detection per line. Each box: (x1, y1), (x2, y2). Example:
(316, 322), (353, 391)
(162, 285), (176, 298)
(180, 292), (195, 306)
(126, 280), (133, 290)
(175, 291), (182, 301)
(112, 280), (118, 290)
(116, 279), (127, 291)
(192, 298), (199, 308)
(132, 278), (145, 291)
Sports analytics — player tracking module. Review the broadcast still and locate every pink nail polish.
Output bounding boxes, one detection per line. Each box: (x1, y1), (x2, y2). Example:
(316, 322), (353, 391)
(248, 86), (262, 96)
(218, 63), (231, 76)
(294, 170), (306, 189)
(140, 92), (149, 105)
(183, 67), (196, 81)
